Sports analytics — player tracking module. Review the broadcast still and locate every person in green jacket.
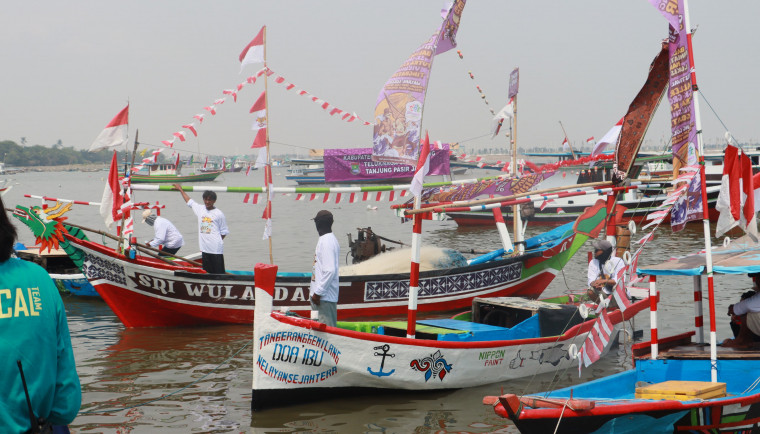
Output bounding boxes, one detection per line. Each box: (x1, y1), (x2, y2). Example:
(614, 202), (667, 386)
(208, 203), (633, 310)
(0, 195), (81, 433)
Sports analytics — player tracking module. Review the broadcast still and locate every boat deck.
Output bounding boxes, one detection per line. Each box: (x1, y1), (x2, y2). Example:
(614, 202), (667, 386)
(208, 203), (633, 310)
(633, 333), (760, 359)
(660, 344), (760, 359)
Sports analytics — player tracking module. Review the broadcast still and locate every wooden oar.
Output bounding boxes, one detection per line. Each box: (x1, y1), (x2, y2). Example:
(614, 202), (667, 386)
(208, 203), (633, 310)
(61, 221), (207, 269)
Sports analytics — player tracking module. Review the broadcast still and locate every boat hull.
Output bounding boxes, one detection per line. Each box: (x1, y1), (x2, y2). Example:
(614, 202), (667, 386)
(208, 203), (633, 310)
(494, 358), (760, 433)
(250, 264), (651, 410)
(66, 223), (586, 327)
(130, 170), (223, 183)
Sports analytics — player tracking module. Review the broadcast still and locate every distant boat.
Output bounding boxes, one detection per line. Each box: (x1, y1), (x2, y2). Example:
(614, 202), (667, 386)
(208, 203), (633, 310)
(130, 162), (223, 183)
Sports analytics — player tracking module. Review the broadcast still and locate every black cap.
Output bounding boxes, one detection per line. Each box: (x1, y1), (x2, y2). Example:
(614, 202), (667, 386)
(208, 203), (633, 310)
(313, 210), (333, 223)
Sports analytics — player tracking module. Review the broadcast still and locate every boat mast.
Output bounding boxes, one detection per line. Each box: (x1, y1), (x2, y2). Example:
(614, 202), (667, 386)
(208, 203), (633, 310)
(263, 27), (274, 265)
(509, 68), (523, 254)
(558, 120), (577, 160)
(683, 0), (717, 382)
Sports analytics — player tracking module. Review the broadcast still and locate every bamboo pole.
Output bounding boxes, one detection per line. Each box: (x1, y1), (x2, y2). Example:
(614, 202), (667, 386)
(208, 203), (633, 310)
(62, 221), (206, 269)
(263, 26), (274, 265)
(404, 181), (613, 216)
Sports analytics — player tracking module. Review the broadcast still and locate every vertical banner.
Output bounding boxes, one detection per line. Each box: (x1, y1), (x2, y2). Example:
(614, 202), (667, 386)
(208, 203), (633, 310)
(648, 0), (698, 174)
(508, 68), (519, 99)
(372, 0), (466, 166)
(670, 168), (703, 232)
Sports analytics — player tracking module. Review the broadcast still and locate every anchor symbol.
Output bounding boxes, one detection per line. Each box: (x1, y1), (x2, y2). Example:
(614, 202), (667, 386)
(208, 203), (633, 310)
(367, 344), (395, 377)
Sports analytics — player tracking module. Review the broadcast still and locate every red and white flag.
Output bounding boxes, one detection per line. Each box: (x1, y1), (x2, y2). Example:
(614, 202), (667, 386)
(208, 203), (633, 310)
(262, 165), (273, 240)
(491, 97), (514, 139)
(591, 118), (623, 158)
(239, 26), (265, 72)
(99, 151), (125, 229)
(175, 153), (180, 168)
(611, 265), (632, 312)
(579, 311), (614, 368)
(410, 132), (432, 197)
(89, 104), (129, 152)
(250, 91), (267, 148)
(716, 144), (758, 237)
(561, 138), (570, 152)
(586, 136), (595, 146)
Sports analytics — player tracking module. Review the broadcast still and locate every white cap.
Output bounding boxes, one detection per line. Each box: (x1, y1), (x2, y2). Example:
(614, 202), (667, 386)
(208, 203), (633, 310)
(141, 209), (152, 223)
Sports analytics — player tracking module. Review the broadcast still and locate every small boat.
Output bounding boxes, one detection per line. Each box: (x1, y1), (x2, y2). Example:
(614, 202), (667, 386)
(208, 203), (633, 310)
(130, 162), (223, 183)
(15, 245), (99, 297)
(11, 199), (610, 327)
(249, 262), (649, 410)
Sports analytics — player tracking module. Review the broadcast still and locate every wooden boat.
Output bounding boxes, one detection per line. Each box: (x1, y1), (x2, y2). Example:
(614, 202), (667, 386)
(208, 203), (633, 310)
(490, 236), (760, 432)
(11, 199), (609, 327)
(14, 245), (98, 297)
(488, 5), (760, 429)
(249, 262), (650, 410)
(130, 162), (223, 183)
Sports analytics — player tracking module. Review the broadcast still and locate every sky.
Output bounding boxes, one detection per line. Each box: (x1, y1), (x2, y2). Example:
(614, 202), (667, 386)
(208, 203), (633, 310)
(3, 1), (759, 160)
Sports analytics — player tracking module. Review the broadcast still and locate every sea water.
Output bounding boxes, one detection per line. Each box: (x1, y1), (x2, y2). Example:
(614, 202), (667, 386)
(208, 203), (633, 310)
(1, 170), (745, 433)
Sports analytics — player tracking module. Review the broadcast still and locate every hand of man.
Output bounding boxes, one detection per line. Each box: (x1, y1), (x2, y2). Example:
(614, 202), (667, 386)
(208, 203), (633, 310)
(311, 293), (321, 306)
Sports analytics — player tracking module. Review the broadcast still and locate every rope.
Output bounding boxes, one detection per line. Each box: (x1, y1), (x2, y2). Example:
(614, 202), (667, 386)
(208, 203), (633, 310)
(553, 398), (571, 434)
(78, 338), (251, 415)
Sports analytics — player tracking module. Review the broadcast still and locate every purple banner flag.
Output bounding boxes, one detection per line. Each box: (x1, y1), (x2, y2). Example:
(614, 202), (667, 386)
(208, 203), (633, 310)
(416, 171), (554, 203)
(670, 170), (703, 232)
(372, 0), (467, 166)
(508, 68), (519, 99)
(324, 147), (450, 183)
(648, 0), (698, 173)
(435, 0), (467, 55)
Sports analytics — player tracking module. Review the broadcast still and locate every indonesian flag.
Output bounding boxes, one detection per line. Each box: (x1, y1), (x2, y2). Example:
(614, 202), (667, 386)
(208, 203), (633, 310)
(204, 156), (208, 169)
(591, 118), (623, 158)
(89, 104), (129, 152)
(561, 138), (570, 152)
(491, 97), (514, 139)
(239, 26), (265, 72)
(250, 91), (267, 148)
(255, 148), (268, 169)
(586, 136), (595, 146)
(716, 144), (758, 237)
(99, 151), (125, 229)
(410, 132), (431, 197)
(579, 311), (614, 368)
(175, 153), (180, 167)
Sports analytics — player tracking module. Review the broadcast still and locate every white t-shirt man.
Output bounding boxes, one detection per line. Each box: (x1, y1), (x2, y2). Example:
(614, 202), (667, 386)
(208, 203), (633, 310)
(309, 232), (340, 303)
(186, 199), (229, 254)
(587, 255), (626, 295)
(147, 216), (184, 250)
(732, 292), (760, 335)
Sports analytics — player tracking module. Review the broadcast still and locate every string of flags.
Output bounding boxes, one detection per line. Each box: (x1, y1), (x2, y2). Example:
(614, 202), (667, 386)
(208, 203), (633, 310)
(456, 50), (495, 116)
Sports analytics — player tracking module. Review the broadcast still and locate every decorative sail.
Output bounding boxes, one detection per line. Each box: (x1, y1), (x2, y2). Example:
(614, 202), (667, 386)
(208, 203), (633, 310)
(372, 0), (466, 166)
(613, 43), (669, 181)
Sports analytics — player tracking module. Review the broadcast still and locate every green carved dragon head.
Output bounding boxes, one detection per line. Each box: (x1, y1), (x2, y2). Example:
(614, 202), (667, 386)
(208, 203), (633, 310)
(12, 202), (89, 269)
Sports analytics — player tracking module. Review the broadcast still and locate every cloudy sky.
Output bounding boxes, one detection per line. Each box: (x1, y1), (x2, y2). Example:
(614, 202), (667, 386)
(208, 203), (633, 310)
(3, 1), (758, 159)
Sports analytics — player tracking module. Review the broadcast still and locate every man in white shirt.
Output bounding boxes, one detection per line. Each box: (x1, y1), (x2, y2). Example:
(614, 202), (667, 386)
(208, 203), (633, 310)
(309, 210), (340, 327)
(141, 209), (184, 256)
(725, 274), (760, 347)
(173, 184), (229, 274)
(586, 239), (625, 303)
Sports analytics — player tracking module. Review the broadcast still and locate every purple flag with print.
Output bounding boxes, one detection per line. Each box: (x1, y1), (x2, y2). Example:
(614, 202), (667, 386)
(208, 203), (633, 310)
(372, 1), (466, 166)
(324, 147), (450, 183)
(648, 0), (698, 174)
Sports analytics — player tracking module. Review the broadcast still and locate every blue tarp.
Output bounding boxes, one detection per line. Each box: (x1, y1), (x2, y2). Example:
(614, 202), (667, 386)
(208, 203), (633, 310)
(639, 235), (760, 276)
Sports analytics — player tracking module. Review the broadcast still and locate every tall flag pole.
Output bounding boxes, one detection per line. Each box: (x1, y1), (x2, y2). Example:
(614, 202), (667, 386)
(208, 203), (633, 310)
(407, 132), (431, 339)
(263, 27), (273, 264)
(683, 0), (716, 382)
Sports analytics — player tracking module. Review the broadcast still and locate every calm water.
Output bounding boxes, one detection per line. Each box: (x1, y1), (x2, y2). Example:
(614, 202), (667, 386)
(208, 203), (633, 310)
(1, 170), (748, 433)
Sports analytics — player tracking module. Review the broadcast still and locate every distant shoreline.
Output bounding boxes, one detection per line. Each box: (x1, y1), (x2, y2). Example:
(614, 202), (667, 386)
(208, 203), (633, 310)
(6, 163), (107, 173)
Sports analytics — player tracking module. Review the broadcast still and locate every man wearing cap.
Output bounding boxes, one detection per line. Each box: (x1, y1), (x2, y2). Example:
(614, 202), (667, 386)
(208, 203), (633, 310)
(309, 210), (340, 327)
(141, 209), (184, 256)
(587, 239), (625, 303)
(172, 183), (229, 274)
